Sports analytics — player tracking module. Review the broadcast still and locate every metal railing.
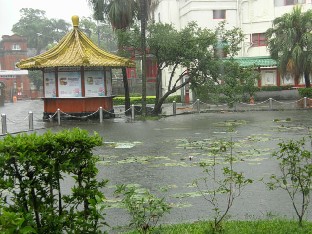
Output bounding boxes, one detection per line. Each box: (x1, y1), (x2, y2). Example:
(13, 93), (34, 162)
(1, 97), (311, 135)
(0, 105), (140, 135)
(168, 97), (311, 116)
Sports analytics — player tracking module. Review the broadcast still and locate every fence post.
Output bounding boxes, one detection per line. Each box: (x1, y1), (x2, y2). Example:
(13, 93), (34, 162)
(269, 98), (273, 110)
(304, 97), (307, 109)
(131, 104), (135, 120)
(99, 107), (103, 123)
(57, 108), (61, 125)
(197, 99), (200, 113)
(173, 101), (176, 116)
(28, 111), (34, 130)
(1, 114), (7, 135)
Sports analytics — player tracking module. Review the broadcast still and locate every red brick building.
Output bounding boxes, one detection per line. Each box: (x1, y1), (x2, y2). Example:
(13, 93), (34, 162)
(0, 34), (31, 101)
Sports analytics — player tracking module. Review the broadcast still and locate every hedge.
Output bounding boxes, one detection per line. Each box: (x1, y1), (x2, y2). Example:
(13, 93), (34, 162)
(298, 88), (312, 98)
(258, 85), (293, 91)
(113, 95), (181, 105)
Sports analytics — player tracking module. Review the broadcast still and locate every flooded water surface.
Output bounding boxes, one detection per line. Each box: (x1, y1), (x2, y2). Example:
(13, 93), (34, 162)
(1, 100), (312, 231)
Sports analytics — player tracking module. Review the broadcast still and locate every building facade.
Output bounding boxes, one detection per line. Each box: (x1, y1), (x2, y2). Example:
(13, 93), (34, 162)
(0, 34), (31, 101)
(153, 0), (312, 100)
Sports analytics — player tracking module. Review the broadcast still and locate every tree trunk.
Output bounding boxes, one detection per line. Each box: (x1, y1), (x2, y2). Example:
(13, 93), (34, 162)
(122, 67), (131, 114)
(155, 68), (161, 107)
(140, 0), (147, 116)
(152, 89), (173, 115)
(304, 71), (311, 87)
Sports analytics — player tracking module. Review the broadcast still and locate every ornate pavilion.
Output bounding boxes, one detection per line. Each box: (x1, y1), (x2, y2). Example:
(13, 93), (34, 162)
(17, 15), (135, 119)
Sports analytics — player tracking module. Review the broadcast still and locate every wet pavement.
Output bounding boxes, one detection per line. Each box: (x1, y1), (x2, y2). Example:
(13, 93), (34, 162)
(1, 100), (312, 232)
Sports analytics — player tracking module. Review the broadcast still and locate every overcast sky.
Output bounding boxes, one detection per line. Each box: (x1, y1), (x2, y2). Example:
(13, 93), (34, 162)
(0, 0), (93, 36)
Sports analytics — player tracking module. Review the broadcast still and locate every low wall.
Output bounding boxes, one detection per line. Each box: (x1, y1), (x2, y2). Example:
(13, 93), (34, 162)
(254, 90), (300, 101)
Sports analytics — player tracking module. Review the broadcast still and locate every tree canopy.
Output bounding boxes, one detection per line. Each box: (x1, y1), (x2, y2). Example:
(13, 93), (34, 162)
(266, 6), (312, 87)
(12, 8), (71, 55)
(12, 8), (117, 91)
(148, 22), (249, 114)
(88, 0), (157, 116)
(193, 60), (260, 107)
(116, 21), (256, 114)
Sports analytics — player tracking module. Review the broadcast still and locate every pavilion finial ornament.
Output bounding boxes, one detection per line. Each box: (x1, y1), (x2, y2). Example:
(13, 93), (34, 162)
(72, 15), (79, 27)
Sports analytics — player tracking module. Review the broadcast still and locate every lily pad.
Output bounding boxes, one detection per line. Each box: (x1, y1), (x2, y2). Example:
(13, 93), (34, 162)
(116, 155), (171, 165)
(213, 119), (248, 127)
(171, 202), (193, 208)
(274, 125), (306, 132)
(97, 160), (111, 166)
(171, 190), (215, 199)
(154, 127), (189, 131)
(159, 184), (178, 192)
(115, 142), (136, 149)
(156, 162), (191, 167)
(104, 141), (143, 149)
(117, 156), (150, 164)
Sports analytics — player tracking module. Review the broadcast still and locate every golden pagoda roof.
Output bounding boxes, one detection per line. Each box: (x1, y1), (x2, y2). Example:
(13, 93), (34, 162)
(16, 16), (135, 70)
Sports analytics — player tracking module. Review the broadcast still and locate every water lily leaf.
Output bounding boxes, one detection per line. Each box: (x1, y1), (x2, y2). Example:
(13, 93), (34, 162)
(154, 127), (189, 131)
(247, 162), (262, 165)
(154, 156), (171, 160)
(273, 125), (306, 132)
(159, 184), (178, 192)
(103, 142), (117, 147)
(97, 160), (111, 166)
(116, 156), (171, 165)
(171, 202), (193, 208)
(213, 119), (248, 127)
(117, 156), (150, 164)
(171, 190), (217, 199)
(160, 162), (191, 167)
(115, 142), (136, 148)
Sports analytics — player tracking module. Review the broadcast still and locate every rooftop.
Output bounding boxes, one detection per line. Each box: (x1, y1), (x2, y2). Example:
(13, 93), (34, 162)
(17, 16), (135, 70)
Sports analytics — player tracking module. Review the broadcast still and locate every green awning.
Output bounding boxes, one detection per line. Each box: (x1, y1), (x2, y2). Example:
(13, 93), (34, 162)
(232, 56), (277, 68)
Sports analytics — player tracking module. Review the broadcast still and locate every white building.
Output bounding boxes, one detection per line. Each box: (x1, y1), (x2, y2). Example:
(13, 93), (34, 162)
(153, 0), (312, 100)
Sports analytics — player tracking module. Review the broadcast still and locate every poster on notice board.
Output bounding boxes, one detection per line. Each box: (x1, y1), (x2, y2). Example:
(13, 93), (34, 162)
(84, 70), (105, 97)
(58, 71), (82, 97)
(44, 72), (56, 97)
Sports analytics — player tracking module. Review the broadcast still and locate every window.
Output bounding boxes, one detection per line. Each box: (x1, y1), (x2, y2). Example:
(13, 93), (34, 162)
(261, 71), (276, 86)
(251, 33), (267, 47)
(12, 44), (21, 50)
(213, 10), (226, 19)
(274, 0), (305, 6)
(285, 0), (305, 5)
(281, 73), (294, 85)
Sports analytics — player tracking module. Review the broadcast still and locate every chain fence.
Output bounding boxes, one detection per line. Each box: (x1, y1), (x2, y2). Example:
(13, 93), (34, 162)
(163, 97), (311, 115)
(1, 97), (311, 136)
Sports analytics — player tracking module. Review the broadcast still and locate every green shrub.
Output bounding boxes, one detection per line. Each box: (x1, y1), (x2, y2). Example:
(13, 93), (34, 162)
(113, 95), (181, 105)
(193, 140), (253, 232)
(259, 85), (292, 91)
(0, 128), (108, 233)
(298, 88), (312, 98)
(113, 96), (156, 105)
(115, 184), (171, 234)
(265, 137), (312, 226)
(129, 93), (142, 97)
(124, 220), (312, 234)
(165, 95), (181, 103)
(0, 202), (37, 234)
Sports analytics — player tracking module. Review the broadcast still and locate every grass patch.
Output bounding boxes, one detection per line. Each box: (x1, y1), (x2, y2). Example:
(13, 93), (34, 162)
(124, 219), (312, 233)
